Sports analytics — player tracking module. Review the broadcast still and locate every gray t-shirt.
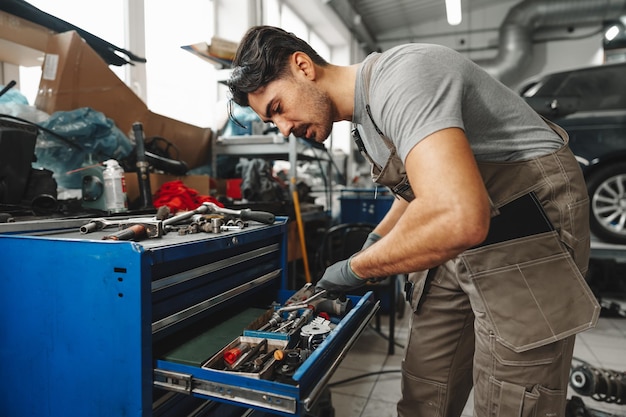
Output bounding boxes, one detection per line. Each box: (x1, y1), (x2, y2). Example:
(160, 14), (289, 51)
(353, 44), (562, 167)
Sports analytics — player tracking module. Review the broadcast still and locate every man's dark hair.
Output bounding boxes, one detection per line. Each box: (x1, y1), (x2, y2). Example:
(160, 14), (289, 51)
(228, 26), (328, 108)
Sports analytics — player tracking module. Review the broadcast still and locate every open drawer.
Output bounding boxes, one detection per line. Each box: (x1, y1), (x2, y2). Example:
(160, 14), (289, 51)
(153, 290), (379, 416)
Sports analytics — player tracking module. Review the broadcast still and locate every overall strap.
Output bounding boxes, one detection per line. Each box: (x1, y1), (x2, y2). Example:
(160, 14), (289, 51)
(355, 54), (396, 152)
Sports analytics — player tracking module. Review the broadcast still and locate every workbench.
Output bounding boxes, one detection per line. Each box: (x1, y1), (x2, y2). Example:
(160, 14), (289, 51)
(0, 216), (378, 417)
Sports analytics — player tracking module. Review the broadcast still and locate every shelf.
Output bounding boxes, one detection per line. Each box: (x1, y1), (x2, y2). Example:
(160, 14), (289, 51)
(212, 133), (331, 194)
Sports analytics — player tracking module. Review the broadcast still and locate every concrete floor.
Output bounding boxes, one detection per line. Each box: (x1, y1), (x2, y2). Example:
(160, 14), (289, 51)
(328, 297), (626, 417)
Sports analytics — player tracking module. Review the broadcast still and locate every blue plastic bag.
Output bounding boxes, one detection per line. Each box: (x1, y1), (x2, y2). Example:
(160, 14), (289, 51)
(34, 107), (133, 189)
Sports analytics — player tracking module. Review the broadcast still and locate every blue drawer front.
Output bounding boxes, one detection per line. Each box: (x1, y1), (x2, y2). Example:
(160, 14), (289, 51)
(0, 236), (151, 417)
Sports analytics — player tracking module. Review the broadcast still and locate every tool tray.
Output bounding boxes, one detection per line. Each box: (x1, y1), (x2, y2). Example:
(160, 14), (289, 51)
(0, 215), (378, 417)
(200, 335), (289, 380)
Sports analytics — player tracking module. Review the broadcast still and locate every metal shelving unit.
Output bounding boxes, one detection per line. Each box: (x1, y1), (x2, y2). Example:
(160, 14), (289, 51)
(212, 133), (333, 198)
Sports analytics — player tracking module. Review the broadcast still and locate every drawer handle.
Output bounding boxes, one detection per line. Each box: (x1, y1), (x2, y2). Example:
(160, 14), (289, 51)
(152, 269), (281, 334)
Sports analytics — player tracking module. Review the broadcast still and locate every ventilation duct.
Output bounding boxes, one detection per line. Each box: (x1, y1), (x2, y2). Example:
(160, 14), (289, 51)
(475, 0), (626, 86)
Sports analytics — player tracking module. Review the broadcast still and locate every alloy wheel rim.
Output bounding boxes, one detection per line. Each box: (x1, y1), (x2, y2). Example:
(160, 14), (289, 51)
(592, 174), (626, 236)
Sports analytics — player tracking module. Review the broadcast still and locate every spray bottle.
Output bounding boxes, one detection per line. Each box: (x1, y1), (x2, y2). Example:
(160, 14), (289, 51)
(102, 159), (128, 213)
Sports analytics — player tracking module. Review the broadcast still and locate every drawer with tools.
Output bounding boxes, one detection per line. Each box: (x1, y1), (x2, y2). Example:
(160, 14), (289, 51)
(0, 214), (378, 417)
(154, 283), (377, 416)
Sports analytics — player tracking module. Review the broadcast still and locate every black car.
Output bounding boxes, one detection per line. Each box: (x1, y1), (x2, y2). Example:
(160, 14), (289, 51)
(520, 62), (626, 244)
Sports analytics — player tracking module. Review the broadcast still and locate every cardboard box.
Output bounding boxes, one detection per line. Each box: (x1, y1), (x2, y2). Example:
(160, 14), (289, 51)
(0, 10), (52, 67)
(208, 36), (238, 60)
(34, 31), (213, 170)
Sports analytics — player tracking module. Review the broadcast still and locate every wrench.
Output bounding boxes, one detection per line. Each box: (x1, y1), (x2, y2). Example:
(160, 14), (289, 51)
(80, 206), (169, 235)
(204, 202), (276, 225)
(277, 289), (328, 313)
(79, 218), (118, 234)
(162, 202), (275, 227)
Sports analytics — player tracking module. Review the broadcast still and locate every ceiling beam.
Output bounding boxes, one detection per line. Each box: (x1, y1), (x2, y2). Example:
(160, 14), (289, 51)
(283, 0), (352, 46)
(323, 0), (380, 52)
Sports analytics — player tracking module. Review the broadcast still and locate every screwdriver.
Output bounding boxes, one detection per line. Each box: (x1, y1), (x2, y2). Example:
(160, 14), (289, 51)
(228, 339), (269, 371)
(223, 342), (251, 367)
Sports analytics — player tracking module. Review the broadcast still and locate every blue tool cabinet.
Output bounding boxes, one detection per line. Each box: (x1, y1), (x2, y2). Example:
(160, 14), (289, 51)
(0, 216), (377, 417)
(339, 188), (394, 224)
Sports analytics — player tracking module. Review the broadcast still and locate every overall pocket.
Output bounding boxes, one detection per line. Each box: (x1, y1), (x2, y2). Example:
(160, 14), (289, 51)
(460, 231), (599, 352)
(487, 377), (566, 417)
(406, 270), (429, 311)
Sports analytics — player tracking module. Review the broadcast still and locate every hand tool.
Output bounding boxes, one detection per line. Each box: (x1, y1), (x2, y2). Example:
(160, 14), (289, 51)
(246, 348), (277, 373)
(277, 289), (327, 313)
(81, 216), (164, 240)
(80, 206), (168, 235)
(80, 217), (119, 234)
(280, 284), (351, 317)
(289, 307), (313, 332)
(203, 202), (275, 225)
(300, 318), (332, 350)
(132, 122), (153, 209)
(161, 203), (214, 231)
(229, 339), (268, 371)
(114, 219), (164, 239)
(223, 342), (251, 367)
(102, 223), (150, 241)
(291, 179), (311, 283)
(258, 311), (284, 332)
(239, 347), (277, 374)
(275, 319), (296, 333)
(282, 283), (315, 306)
(163, 202), (275, 229)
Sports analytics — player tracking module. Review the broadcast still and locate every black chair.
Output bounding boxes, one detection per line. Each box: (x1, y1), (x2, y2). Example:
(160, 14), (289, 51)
(314, 222), (403, 354)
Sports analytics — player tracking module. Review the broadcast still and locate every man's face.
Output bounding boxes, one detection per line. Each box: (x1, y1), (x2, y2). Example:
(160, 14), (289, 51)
(248, 75), (334, 143)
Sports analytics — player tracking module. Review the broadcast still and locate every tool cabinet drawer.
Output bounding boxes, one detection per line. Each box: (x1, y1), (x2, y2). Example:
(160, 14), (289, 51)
(153, 291), (378, 416)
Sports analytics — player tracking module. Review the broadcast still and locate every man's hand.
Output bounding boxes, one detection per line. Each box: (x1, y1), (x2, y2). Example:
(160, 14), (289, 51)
(315, 256), (366, 299)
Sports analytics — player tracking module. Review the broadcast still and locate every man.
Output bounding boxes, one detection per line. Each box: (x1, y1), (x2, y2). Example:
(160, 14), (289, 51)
(228, 25), (600, 417)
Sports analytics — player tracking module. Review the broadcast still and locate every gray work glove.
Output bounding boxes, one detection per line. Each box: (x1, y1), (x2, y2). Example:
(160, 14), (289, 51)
(315, 256), (366, 299)
(361, 232), (382, 250)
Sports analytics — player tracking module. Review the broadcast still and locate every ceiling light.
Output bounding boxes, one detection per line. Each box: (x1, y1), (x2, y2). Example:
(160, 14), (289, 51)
(602, 21), (626, 51)
(445, 0), (462, 26)
(605, 24), (620, 41)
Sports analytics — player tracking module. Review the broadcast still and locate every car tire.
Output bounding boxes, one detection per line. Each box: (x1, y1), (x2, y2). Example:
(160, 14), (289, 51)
(587, 163), (626, 245)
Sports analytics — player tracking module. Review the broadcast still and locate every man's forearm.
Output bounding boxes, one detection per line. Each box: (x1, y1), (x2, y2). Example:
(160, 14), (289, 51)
(372, 197), (408, 237)
(352, 196), (489, 279)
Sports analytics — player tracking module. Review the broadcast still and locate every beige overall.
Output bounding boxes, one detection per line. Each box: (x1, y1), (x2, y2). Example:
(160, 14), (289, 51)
(355, 64), (600, 416)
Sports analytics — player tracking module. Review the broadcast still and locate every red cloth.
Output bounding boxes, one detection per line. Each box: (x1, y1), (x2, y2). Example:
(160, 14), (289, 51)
(152, 180), (223, 213)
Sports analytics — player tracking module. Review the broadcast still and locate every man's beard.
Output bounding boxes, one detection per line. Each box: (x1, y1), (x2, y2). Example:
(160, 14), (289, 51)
(301, 83), (334, 142)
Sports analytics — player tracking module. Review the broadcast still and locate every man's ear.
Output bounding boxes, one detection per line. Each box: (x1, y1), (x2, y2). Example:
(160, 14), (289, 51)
(292, 51), (316, 80)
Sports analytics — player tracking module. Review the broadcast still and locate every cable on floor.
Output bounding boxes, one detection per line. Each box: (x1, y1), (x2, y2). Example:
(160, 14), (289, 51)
(368, 322), (405, 350)
(328, 369), (402, 388)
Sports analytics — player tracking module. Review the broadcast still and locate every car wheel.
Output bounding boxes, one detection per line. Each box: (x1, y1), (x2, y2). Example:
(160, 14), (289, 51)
(587, 163), (626, 245)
